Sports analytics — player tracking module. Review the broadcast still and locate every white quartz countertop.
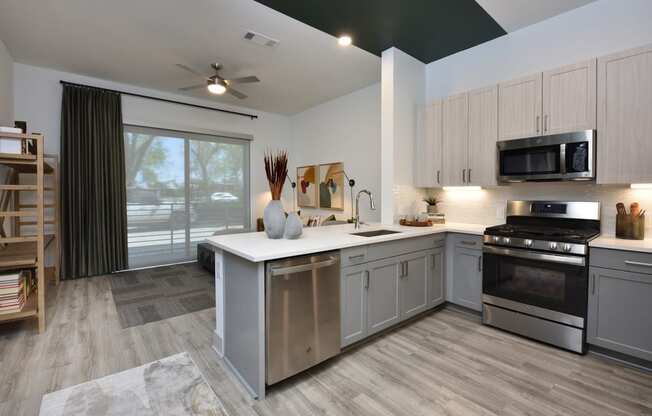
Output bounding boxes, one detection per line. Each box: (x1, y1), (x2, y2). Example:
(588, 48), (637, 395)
(590, 236), (652, 253)
(206, 222), (490, 262)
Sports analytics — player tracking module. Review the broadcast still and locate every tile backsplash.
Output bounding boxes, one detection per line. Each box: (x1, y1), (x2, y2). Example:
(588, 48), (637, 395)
(427, 183), (652, 236)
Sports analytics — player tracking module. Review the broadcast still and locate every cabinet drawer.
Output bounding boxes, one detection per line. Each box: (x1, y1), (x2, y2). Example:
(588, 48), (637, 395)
(341, 246), (369, 267)
(449, 233), (483, 250)
(590, 248), (652, 275)
(367, 234), (445, 262)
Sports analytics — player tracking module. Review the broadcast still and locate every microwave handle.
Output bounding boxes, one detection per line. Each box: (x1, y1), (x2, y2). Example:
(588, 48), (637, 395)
(559, 143), (567, 174)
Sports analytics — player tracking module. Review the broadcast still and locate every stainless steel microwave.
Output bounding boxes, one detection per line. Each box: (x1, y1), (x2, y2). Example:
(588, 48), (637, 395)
(497, 130), (595, 183)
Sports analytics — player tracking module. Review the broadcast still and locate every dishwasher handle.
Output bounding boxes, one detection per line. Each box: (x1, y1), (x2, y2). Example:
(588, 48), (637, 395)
(270, 257), (338, 276)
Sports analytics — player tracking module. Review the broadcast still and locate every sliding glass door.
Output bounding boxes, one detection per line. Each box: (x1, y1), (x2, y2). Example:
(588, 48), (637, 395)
(124, 125), (250, 268)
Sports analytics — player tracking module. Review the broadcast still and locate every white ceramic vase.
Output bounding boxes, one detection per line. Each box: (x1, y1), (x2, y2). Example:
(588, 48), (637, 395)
(263, 200), (286, 239)
(284, 212), (303, 239)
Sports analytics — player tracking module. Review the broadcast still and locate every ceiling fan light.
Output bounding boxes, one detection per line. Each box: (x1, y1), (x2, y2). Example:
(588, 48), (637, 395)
(207, 82), (226, 95)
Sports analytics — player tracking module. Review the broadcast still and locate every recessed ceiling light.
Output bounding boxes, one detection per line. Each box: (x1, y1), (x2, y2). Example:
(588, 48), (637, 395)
(207, 81), (226, 95)
(338, 35), (352, 47)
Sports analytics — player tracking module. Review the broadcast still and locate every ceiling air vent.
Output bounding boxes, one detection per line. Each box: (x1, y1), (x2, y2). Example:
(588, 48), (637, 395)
(243, 31), (279, 48)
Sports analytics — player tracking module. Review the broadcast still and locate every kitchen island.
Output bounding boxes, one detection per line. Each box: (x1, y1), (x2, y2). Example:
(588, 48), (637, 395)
(206, 222), (488, 398)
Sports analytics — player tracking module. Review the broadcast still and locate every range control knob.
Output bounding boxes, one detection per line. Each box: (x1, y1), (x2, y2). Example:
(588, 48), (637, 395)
(524, 239), (534, 248)
(549, 242), (558, 250)
(493, 236), (500, 243)
(502, 237), (511, 245)
(562, 243), (572, 253)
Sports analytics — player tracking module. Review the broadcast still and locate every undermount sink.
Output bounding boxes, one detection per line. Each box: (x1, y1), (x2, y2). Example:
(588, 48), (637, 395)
(350, 229), (402, 237)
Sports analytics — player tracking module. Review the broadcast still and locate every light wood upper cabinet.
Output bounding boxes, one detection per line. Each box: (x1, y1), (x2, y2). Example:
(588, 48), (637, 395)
(597, 44), (652, 184)
(415, 101), (443, 187)
(468, 85), (498, 186)
(442, 93), (469, 186)
(498, 73), (542, 141)
(543, 59), (596, 134)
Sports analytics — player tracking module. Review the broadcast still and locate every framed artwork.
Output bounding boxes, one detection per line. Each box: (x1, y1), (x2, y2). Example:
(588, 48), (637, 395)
(296, 165), (317, 208)
(319, 162), (344, 211)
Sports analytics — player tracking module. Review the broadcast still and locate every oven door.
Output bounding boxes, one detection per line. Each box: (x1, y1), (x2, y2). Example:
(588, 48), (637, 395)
(482, 245), (588, 321)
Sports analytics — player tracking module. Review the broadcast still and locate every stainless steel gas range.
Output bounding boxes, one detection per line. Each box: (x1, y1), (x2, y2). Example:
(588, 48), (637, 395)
(482, 201), (601, 354)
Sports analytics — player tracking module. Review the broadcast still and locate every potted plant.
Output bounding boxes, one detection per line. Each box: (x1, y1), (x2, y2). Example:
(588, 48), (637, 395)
(263, 150), (288, 239)
(423, 195), (441, 214)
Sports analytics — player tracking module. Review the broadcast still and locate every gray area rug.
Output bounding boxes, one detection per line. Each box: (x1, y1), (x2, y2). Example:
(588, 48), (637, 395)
(39, 352), (227, 416)
(109, 262), (215, 328)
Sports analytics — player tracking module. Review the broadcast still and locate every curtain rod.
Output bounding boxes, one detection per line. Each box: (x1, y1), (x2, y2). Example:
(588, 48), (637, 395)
(59, 80), (258, 120)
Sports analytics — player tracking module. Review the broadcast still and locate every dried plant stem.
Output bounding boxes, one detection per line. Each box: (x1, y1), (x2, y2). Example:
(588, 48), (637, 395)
(264, 150), (288, 200)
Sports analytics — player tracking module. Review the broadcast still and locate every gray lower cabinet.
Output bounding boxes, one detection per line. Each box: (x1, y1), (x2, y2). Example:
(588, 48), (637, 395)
(452, 246), (483, 311)
(428, 247), (445, 307)
(367, 257), (402, 336)
(399, 251), (429, 319)
(341, 263), (368, 346)
(341, 244), (446, 347)
(588, 266), (652, 361)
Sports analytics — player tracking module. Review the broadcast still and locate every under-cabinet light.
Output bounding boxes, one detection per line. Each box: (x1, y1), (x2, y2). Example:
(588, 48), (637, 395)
(442, 186), (482, 191)
(630, 183), (652, 189)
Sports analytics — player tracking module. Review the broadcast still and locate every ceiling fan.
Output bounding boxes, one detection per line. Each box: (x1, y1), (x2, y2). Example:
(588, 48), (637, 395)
(176, 63), (260, 99)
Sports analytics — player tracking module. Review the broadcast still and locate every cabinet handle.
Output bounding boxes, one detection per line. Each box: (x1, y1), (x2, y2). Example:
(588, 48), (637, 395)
(462, 169), (466, 183)
(436, 170), (440, 184)
(405, 261), (409, 276)
(478, 256), (482, 272)
(364, 271), (370, 289)
(461, 241), (477, 246)
(536, 115), (540, 133)
(591, 273), (596, 295)
(624, 260), (652, 268)
(468, 168), (472, 183)
(431, 254), (436, 269)
(544, 114), (548, 132)
(348, 254), (365, 261)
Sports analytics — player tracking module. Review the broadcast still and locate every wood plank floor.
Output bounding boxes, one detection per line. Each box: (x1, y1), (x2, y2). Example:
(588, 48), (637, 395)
(1, 275), (651, 416)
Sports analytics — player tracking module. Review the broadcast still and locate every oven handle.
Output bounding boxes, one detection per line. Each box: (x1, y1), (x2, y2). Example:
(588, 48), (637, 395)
(482, 245), (585, 266)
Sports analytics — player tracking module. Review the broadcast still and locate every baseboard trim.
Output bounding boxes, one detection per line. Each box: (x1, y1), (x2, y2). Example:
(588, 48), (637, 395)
(589, 345), (652, 373)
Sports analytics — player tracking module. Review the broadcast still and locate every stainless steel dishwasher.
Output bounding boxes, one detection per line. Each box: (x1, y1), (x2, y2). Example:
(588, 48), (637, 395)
(266, 251), (341, 385)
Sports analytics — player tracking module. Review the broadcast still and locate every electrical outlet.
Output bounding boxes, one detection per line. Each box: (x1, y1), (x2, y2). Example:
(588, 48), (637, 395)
(496, 205), (506, 220)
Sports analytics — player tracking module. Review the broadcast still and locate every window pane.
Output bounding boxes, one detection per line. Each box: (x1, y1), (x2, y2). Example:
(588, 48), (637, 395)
(189, 138), (247, 257)
(123, 125), (250, 269)
(125, 131), (187, 268)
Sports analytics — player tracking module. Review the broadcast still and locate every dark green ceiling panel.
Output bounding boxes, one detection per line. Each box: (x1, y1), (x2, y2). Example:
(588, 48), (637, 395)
(255, 0), (506, 63)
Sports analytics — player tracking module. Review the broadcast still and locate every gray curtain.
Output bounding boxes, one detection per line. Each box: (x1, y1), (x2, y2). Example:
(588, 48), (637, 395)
(61, 85), (128, 279)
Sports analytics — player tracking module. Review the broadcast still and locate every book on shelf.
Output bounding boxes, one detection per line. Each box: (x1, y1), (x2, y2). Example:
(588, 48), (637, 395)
(0, 271), (31, 314)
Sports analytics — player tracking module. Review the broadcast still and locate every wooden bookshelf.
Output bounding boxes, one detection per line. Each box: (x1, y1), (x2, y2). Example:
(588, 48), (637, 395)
(0, 132), (58, 333)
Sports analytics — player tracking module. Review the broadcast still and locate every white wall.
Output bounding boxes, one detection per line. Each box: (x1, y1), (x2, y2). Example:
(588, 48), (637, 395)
(13, 63), (293, 227)
(0, 39), (13, 126)
(381, 48), (427, 224)
(290, 83), (381, 222)
(426, 0), (652, 100)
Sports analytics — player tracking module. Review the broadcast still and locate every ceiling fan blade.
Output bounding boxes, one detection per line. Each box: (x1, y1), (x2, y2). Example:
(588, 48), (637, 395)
(225, 76), (260, 85)
(175, 64), (209, 79)
(226, 87), (247, 99)
(178, 84), (207, 91)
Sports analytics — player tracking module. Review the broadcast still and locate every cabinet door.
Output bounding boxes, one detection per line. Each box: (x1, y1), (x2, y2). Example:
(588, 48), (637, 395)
(415, 101), (443, 187)
(399, 252), (429, 319)
(442, 93), (469, 186)
(427, 247), (445, 308)
(341, 264), (368, 347)
(588, 267), (652, 361)
(542, 59), (596, 134)
(498, 73), (542, 140)
(597, 44), (652, 184)
(468, 85), (498, 186)
(452, 247), (483, 311)
(367, 257), (401, 336)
